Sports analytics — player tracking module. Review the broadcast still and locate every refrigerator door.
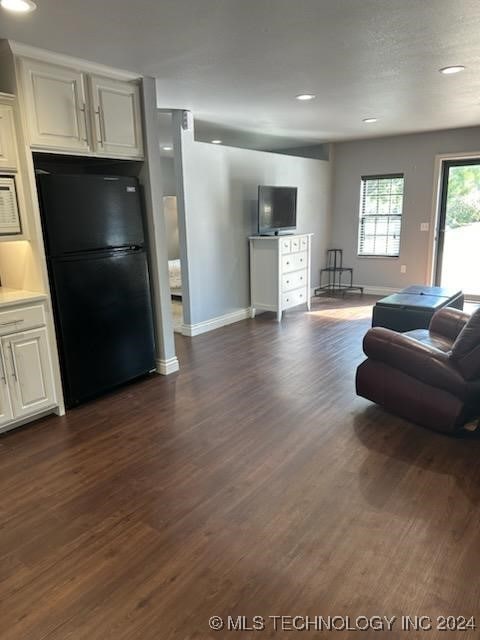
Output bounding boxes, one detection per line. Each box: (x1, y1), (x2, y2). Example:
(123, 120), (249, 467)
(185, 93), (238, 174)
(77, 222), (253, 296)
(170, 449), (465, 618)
(38, 174), (145, 256)
(50, 249), (155, 406)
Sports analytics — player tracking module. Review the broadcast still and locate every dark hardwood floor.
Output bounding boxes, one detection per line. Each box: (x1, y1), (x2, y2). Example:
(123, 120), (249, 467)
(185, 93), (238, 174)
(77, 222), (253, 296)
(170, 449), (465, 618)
(1, 295), (479, 639)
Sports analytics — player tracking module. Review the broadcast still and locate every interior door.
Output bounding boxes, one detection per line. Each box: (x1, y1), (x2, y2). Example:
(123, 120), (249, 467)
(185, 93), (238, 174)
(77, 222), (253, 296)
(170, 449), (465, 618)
(90, 75), (143, 158)
(435, 159), (480, 300)
(0, 346), (14, 428)
(21, 59), (90, 153)
(4, 328), (56, 418)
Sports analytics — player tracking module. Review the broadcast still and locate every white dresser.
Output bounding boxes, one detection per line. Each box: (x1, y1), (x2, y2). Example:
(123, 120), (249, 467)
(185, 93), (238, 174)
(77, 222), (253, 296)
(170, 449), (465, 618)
(249, 234), (313, 321)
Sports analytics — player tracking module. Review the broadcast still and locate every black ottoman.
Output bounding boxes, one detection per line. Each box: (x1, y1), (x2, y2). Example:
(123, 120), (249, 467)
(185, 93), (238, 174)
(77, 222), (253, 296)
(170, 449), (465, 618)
(372, 285), (464, 332)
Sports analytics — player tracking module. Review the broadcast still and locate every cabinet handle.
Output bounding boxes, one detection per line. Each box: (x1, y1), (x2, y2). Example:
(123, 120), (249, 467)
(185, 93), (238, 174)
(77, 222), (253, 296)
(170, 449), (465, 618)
(8, 344), (17, 382)
(0, 351), (6, 384)
(78, 104), (89, 143)
(95, 106), (105, 146)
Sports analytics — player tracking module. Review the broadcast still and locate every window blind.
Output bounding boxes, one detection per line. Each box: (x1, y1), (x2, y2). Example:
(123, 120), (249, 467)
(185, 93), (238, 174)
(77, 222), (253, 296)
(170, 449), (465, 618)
(358, 174), (404, 257)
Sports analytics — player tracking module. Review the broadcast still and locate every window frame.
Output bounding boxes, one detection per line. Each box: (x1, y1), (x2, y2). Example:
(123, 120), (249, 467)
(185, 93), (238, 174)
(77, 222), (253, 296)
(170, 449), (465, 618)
(357, 173), (404, 258)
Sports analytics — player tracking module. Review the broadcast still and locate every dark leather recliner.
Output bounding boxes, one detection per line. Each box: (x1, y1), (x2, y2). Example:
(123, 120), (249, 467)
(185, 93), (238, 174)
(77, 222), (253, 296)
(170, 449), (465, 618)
(356, 307), (480, 433)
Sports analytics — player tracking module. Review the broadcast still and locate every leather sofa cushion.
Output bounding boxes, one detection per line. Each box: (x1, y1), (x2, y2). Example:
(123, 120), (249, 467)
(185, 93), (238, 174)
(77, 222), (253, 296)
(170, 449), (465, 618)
(451, 308), (480, 380)
(405, 328), (453, 353)
(363, 327), (467, 398)
(429, 307), (470, 342)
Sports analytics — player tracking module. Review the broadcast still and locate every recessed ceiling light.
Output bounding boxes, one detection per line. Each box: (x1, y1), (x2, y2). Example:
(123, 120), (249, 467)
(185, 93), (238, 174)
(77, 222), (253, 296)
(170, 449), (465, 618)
(363, 117), (378, 123)
(296, 94), (316, 101)
(439, 65), (465, 75)
(0, 0), (36, 13)
(162, 145), (173, 151)
(211, 139), (222, 144)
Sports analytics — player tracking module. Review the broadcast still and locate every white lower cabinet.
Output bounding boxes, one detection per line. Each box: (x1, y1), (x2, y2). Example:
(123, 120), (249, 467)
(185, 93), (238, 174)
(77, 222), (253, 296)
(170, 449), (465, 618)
(0, 347), (14, 427)
(0, 303), (56, 431)
(4, 328), (55, 418)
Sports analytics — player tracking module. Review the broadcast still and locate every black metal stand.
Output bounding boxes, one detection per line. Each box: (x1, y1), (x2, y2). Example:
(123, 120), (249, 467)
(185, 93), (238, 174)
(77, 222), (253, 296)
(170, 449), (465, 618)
(314, 249), (364, 297)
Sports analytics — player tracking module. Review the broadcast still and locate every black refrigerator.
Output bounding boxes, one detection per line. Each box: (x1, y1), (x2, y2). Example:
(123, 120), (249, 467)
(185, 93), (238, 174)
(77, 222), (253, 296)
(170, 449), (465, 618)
(38, 174), (156, 408)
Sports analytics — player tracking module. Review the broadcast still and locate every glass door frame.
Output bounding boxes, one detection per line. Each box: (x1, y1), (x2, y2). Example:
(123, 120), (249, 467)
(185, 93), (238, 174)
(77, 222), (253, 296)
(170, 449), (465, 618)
(434, 157), (480, 301)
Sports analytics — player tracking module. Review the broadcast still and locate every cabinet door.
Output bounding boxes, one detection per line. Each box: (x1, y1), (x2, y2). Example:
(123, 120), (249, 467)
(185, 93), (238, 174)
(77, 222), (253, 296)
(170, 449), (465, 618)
(0, 346), (14, 428)
(90, 75), (143, 158)
(0, 104), (18, 171)
(21, 59), (90, 153)
(3, 328), (56, 419)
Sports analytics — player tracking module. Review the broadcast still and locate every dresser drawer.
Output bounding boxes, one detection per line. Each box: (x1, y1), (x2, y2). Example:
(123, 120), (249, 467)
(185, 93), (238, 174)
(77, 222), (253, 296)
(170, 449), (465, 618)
(300, 236), (308, 251)
(282, 251), (307, 273)
(0, 304), (46, 336)
(280, 238), (291, 254)
(282, 269), (307, 292)
(282, 287), (308, 309)
(291, 237), (300, 252)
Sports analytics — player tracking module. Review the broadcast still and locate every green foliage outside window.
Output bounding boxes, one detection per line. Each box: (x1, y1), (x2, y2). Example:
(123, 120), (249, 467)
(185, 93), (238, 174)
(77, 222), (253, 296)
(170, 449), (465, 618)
(446, 165), (480, 228)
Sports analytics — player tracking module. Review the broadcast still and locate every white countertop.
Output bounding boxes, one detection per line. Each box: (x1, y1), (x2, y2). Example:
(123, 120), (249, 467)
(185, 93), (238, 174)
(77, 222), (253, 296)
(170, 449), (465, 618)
(0, 287), (47, 309)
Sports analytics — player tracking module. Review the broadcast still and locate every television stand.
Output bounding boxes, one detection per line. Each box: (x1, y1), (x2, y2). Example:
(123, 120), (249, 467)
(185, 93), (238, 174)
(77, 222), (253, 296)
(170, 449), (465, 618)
(249, 233), (313, 321)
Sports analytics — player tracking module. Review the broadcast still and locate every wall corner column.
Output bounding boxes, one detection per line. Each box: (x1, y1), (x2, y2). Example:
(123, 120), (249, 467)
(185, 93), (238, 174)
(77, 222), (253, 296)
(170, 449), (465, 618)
(139, 77), (179, 374)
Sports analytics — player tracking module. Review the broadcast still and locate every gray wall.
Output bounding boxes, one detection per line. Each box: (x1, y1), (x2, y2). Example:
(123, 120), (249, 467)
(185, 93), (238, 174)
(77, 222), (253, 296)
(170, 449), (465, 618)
(160, 157), (176, 196)
(159, 157), (179, 260)
(180, 140), (331, 325)
(331, 126), (480, 290)
(163, 196), (180, 260)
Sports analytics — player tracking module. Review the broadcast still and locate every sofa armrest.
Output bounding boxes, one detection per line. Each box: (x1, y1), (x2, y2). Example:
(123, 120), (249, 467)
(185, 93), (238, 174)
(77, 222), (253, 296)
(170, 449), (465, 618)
(363, 327), (466, 397)
(429, 307), (470, 342)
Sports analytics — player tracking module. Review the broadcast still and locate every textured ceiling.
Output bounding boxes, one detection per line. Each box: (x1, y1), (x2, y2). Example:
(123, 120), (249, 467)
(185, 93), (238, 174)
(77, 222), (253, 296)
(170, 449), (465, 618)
(1, 0), (480, 148)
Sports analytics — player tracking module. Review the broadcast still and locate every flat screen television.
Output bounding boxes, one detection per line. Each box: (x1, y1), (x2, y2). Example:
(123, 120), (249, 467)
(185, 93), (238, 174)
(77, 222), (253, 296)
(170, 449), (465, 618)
(258, 186), (297, 235)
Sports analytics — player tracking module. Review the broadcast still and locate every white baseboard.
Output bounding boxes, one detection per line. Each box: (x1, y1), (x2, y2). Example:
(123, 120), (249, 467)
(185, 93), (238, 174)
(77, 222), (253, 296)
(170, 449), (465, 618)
(182, 308), (251, 337)
(156, 356), (180, 375)
(357, 285), (399, 296)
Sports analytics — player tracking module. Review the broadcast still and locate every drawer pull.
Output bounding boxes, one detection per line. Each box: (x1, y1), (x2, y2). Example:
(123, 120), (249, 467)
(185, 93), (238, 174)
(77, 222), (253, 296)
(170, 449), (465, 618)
(0, 351), (6, 384)
(286, 261), (290, 265)
(286, 280), (290, 284)
(8, 344), (17, 381)
(0, 319), (24, 327)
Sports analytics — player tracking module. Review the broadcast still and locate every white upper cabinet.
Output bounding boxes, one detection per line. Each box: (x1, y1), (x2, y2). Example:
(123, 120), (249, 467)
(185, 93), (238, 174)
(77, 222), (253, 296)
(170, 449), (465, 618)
(21, 59), (90, 153)
(19, 58), (143, 159)
(90, 75), (143, 158)
(0, 103), (19, 171)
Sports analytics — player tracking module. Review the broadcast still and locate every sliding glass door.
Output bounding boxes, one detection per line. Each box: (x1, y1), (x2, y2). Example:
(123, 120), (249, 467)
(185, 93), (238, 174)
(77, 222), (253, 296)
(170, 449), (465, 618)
(435, 159), (480, 300)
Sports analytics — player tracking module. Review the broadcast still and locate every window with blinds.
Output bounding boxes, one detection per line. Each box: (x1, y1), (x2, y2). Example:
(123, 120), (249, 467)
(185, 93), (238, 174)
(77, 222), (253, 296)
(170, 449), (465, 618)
(358, 174), (404, 256)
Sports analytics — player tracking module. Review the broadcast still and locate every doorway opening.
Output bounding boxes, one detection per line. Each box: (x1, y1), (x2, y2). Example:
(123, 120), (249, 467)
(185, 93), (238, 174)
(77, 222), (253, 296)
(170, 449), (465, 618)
(158, 111), (185, 333)
(435, 158), (480, 301)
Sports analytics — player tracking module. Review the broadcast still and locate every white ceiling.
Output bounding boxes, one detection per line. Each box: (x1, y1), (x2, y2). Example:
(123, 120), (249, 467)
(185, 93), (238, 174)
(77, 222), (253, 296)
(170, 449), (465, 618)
(2, 0), (480, 148)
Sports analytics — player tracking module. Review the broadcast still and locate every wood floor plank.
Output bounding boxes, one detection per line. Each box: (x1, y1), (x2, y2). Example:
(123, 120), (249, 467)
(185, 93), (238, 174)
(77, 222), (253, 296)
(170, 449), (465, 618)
(1, 296), (479, 639)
